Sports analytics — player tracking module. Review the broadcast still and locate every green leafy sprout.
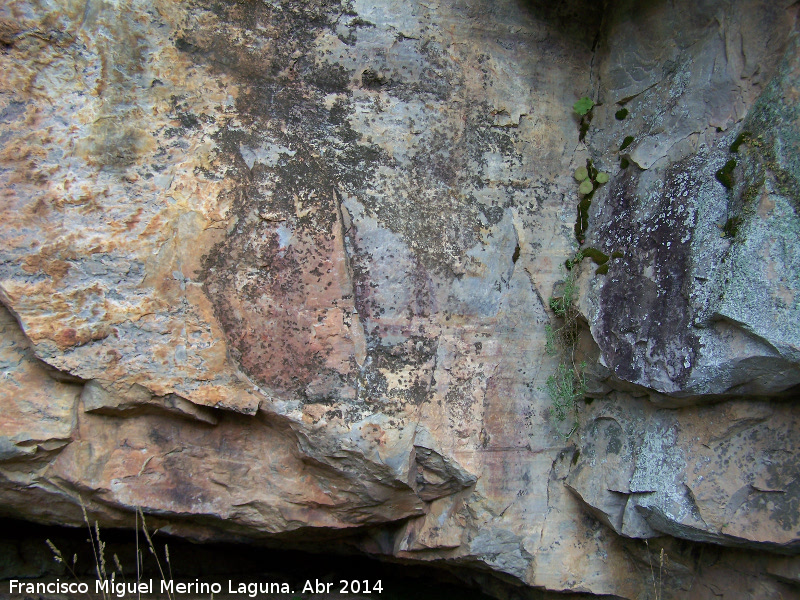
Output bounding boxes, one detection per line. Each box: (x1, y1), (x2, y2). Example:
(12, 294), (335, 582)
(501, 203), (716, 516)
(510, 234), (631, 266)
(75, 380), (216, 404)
(574, 163), (609, 195)
(573, 97), (595, 116)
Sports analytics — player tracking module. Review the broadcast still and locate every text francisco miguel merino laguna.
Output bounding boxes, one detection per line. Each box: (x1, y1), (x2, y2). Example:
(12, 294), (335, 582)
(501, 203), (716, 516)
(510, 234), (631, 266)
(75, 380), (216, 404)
(9, 578), (384, 597)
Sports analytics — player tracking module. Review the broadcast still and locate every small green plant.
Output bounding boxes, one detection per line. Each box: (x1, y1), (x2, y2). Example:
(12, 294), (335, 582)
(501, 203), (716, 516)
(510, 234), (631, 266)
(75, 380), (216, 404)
(546, 362), (586, 429)
(543, 251), (587, 438)
(549, 250), (582, 319)
(574, 162), (609, 194)
(573, 161), (610, 243)
(575, 164), (609, 195)
(573, 97), (594, 116)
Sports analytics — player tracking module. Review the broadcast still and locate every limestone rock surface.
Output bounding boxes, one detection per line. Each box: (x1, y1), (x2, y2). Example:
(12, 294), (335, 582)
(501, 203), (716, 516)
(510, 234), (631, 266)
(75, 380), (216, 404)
(0, 0), (798, 599)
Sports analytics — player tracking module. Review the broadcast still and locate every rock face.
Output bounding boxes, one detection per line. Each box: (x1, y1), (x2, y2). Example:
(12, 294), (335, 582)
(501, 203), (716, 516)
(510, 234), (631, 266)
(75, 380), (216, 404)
(0, 0), (798, 598)
(582, 0), (800, 400)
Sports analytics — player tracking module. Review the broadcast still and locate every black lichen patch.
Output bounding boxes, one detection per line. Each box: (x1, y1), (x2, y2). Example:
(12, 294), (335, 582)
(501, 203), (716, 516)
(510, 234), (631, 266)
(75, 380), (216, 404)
(715, 159), (736, 190)
(360, 335), (439, 408)
(615, 108), (628, 120)
(337, 16), (375, 45)
(377, 37), (460, 104)
(482, 204), (505, 227)
(353, 105), (519, 276)
(620, 157), (629, 169)
(619, 135), (634, 151)
(306, 62), (352, 95)
(361, 67), (389, 89)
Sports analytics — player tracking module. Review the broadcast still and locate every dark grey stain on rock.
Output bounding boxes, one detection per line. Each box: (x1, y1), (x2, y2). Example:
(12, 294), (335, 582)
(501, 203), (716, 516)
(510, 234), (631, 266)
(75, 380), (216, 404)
(589, 157), (701, 393)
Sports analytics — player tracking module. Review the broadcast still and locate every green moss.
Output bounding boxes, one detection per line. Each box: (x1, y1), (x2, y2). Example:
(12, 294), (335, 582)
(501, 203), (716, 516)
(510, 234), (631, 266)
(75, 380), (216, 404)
(615, 108), (628, 120)
(574, 98), (595, 142)
(620, 136), (634, 151)
(581, 247), (609, 265)
(574, 196), (592, 243)
(715, 159), (737, 189)
(611, 251), (624, 259)
(595, 263), (609, 275)
(620, 157), (629, 169)
(722, 216), (741, 239)
(730, 131), (752, 153)
(579, 120), (590, 142)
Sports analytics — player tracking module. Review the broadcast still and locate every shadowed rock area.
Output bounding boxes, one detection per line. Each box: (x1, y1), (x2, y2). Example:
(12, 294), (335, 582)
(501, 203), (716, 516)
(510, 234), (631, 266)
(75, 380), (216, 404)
(0, 0), (798, 598)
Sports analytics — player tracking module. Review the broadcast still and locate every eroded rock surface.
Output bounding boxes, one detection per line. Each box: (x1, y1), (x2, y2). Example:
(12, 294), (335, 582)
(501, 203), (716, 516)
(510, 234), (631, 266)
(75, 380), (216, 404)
(582, 0), (800, 400)
(568, 394), (800, 551)
(0, 0), (798, 598)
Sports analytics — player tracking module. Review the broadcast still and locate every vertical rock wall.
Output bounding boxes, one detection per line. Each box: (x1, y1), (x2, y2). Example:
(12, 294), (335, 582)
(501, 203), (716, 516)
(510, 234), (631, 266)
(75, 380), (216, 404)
(0, 0), (798, 598)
